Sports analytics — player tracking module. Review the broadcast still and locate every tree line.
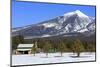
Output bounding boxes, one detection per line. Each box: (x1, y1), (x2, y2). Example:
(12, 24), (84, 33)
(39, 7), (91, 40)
(12, 35), (96, 57)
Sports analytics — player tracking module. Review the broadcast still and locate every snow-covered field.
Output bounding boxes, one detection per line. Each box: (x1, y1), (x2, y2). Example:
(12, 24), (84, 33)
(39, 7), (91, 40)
(12, 52), (95, 66)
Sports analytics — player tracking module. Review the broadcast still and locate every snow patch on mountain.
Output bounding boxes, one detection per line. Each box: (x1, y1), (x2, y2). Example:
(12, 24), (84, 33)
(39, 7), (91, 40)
(12, 25), (31, 32)
(41, 34), (50, 37)
(42, 23), (57, 28)
(77, 28), (88, 32)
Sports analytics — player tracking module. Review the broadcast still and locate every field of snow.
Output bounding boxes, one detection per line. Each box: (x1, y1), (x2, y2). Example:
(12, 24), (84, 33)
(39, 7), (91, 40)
(12, 52), (95, 66)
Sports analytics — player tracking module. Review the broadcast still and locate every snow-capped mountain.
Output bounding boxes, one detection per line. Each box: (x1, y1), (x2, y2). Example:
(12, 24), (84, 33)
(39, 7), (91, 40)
(12, 10), (95, 39)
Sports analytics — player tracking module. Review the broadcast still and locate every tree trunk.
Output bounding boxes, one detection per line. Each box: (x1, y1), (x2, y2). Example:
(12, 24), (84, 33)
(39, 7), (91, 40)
(77, 52), (80, 57)
(54, 48), (56, 52)
(61, 52), (63, 57)
(34, 52), (35, 56)
(46, 53), (48, 57)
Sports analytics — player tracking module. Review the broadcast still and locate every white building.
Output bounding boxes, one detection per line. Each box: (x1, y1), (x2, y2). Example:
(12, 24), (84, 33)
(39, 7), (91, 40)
(16, 44), (34, 54)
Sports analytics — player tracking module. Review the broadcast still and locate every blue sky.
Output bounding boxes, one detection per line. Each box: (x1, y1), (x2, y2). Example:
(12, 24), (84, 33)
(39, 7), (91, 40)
(12, 0), (96, 28)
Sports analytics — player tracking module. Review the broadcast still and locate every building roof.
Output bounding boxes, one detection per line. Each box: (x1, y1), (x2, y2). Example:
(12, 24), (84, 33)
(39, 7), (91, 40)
(17, 44), (34, 48)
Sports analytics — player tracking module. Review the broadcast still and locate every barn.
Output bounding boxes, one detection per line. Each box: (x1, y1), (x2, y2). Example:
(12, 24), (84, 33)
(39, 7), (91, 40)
(16, 44), (34, 54)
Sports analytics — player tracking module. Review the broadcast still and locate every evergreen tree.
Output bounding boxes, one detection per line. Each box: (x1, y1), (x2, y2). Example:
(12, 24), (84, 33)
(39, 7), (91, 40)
(43, 40), (52, 57)
(72, 39), (85, 57)
(51, 39), (58, 52)
(87, 44), (96, 52)
(38, 39), (45, 49)
(32, 43), (37, 56)
(58, 40), (66, 56)
(12, 35), (24, 50)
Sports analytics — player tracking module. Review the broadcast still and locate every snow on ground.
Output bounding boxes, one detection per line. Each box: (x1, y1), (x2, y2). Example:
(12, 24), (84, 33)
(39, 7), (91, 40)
(12, 52), (95, 66)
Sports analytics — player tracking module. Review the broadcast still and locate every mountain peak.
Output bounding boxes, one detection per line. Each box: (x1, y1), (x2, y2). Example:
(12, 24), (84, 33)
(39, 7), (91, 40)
(75, 10), (82, 13)
(64, 10), (88, 18)
(75, 10), (84, 14)
(74, 10), (88, 17)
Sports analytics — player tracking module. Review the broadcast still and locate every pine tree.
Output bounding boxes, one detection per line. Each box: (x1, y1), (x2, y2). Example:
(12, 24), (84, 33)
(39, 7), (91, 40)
(58, 40), (66, 56)
(87, 44), (95, 52)
(72, 39), (85, 57)
(12, 35), (24, 50)
(51, 39), (58, 52)
(32, 43), (37, 56)
(43, 40), (52, 57)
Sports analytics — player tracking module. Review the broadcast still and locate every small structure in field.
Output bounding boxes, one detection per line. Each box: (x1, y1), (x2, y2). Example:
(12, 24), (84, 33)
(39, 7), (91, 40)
(16, 44), (34, 54)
